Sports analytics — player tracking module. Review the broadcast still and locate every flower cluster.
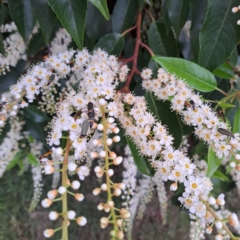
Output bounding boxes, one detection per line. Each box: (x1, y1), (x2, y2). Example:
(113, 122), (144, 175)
(116, 90), (239, 237)
(142, 68), (240, 167)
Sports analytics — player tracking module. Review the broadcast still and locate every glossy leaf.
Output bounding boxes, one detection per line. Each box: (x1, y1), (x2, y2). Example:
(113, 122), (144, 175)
(212, 62), (235, 79)
(207, 148), (222, 178)
(161, 0), (172, 34)
(198, 0), (240, 71)
(166, 0), (190, 37)
(8, 0), (35, 43)
(138, 0), (152, 9)
(27, 153), (39, 166)
(148, 22), (178, 57)
(23, 105), (50, 123)
(190, 0), (207, 61)
(212, 170), (230, 182)
(218, 102), (235, 109)
(126, 137), (155, 176)
(88, 0), (109, 20)
(94, 33), (124, 56)
(30, 0), (57, 43)
(48, 0), (87, 50)
(0, 10), (3, 25)
(233, 109), (240, 133)
(152, 56), (217, 92)
(112, 0), (138, 33)
(145, 91), (183, 148)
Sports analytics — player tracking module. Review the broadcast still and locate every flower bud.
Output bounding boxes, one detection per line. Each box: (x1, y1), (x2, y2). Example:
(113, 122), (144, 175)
(97, 124), (104, 131)
(68, 162), (77, 171)
(58, 186), (66, 194)
(101, 183), (107, 191)
(93, 188), (101, 196)
(55, 147), (63, 155)
(228, 213), (239, 227)
(97, 203), (104, 211)
(232, 7), (239, 13)
(116, 219), (123, 227)
(48, 211), (59, 220)
(71, 180), (81, 190)
(44, 165), (54, 175)
(106, 138), (113, 146)
(100, 217), (109, 228)
(90, 152), (98, 158)
(108, 201), (114, 208)
(215, 221), (223, 229)
(109, 151), (117, 159)
(94, 166), (102, 173)
(120, 208), (130, 219)
(208, 196), (216, 205)
(104, 205), (110, 212)
(216, 194), (225, 206)
(47, 190), (58, 199)
(117, 231), (124, 239)
(43, 229), (54, 238)
(206, 226), (213, 234)
(113, 136), (120, 142)
(108, 169), (114, 177)
(107, 117), (114, 123)
(170, 182), (178, 191)
(41, 198), (52, 208)
(99, 98), (106, 105)
(112, 127), (120, 134)
(215, 234), (223, 240)
(68, 210), (76, 220)
(113, 156), (123, 165)
(230, 162), (236, 168)
(99, 151), (106, 158)
(76, 216), (87, 226)
(75, 193), (84, 201)
(114, 188), (122, 196)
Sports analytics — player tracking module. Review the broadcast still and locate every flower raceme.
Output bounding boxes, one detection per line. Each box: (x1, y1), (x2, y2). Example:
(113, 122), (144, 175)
(1, 48), (239, 239)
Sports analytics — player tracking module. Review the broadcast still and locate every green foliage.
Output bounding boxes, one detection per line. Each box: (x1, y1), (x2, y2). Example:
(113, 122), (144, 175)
(88, 0), (110, 20)
(207, 148), (222, 178)
(152, 56), (217, 92)
(47, 0), (87, 49)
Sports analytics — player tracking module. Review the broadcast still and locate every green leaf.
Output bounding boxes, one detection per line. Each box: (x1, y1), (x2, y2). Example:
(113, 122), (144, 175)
(190, 0), (208, 61)
(233, 109), (240, 133)
(95, 33), (124, 56)
(212, 170), (230, 182)
(138, 0), (153, 9)
(28, 135), (34, 143)
(8, 0), (35, 43)
(23, 105), (50, 122)
(198, 0), (240, 71)
(48, 0), (87, 50)
(148, 22), (178, 57)
(27, 31), (46, 57)
(126, 137), (155, 176)
(27, 153), (39, 166)
(161, 0), (172, 34)
(0, 33), (5, 55)
(112, 0), (138, 33)
(212, 62), (235, 79)
(217, 102), (235, 109)
(207, 148), (222, 178)
(166, 0), (190, 37)
(6, 151), (23, 170)
(152, 56), (217, 92)
(30, 0), (57, 43)
(88, 0), (109, 20)
(145, 91), (183, 148)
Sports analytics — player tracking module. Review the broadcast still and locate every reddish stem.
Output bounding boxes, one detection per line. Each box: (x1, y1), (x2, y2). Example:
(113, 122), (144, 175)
(140, 41), (154, 57)
(119, 11), (142, 93)
(121, 25), (137, 36)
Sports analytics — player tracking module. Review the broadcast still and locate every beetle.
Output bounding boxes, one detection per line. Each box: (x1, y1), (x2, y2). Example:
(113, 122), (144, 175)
(217, 128), (234, 138)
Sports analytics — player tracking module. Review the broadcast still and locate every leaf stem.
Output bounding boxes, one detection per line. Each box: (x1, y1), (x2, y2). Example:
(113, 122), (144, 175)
(215, 87), (228, 96)
(121, 25), (137, 36)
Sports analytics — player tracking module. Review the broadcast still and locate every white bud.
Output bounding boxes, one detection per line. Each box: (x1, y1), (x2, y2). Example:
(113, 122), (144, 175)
(118, 183), (126, 190)
(108, 169), (114, 176)
(48, 211), (59, 220)
(58, 186), (66, 194)
(68, 210), (76, 220)
(170, 182), (178, 191)
(13, 105), (18, 110)
(113, 156), (123, 165)
(44, 165), (54, 175)
(99, 98), (106, 105)
(68, 162), (77, 171)
(107, 117), (114, 123)
(90, 152), (98, 158)
(236, 154), (240, 160)
(208, 196), (216, 205)
(55, 147), (63, 155)
(206, 226), (213, 234)
(99, 150), (106, 158)
(109, 151), (117, 159)
(71, 180), (81, 189)
(97, 203), (104, 210)
(97, 124), (104, 131)
(101, 183), (107, 191)
(232, 7), (239, 13)
(93, 188), (101, 196)
(215, 221), (223, 229)
(75, 193), (84, 201)
(112, 127), (120, 134)
(41, 198), (52, 208)
(106, 138), (113, 146)
(230, 162), (236, 168)
(76, 216), (87, 226)
(47, 190), (58, 199)
(113, 136), (120, 142)
(114, 188), (122, 196)
(43, 229), (54, 238)
(215, 234), (223, 240)
(92, 139), (98, 146)
(94, 166), (102, 173)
